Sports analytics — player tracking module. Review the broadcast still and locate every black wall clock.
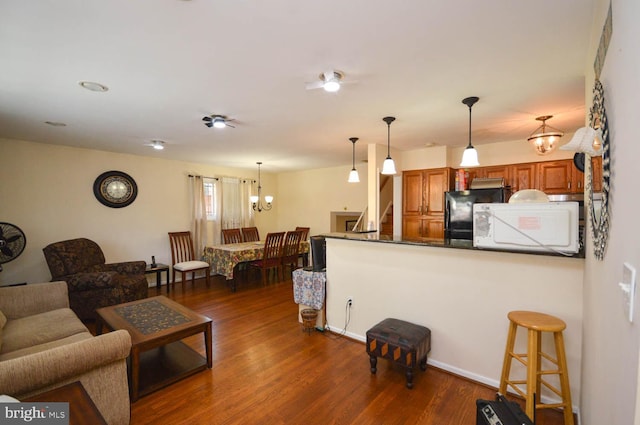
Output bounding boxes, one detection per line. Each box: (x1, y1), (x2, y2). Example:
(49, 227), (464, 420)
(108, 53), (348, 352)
(93, 171), (138, 208)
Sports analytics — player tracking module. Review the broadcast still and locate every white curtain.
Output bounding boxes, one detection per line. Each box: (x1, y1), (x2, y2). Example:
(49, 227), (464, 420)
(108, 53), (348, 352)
(205, 177), (222, 246)
(189, 175), (208, 257)
(221, 177), (254, 229)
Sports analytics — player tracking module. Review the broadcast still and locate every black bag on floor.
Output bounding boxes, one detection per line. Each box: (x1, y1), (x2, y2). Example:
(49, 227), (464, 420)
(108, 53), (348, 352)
(476, 393), (534, 425)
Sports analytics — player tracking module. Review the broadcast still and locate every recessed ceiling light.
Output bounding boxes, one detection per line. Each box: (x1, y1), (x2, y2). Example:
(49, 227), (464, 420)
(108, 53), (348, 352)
(44, 121), (67, 127)
(424, 142), (437, 147)
(78, 81), (109, 92)
(148, 140), (165, 150)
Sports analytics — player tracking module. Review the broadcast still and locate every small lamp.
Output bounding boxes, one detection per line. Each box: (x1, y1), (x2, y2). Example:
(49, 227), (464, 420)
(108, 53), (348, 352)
(381, 117), (397, 175)
(460, 96), (480, 167)
(348, 137), (360, 183)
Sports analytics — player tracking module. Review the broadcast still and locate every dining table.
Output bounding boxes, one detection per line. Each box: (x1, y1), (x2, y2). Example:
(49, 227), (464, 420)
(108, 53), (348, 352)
(203, 240), (309, 291)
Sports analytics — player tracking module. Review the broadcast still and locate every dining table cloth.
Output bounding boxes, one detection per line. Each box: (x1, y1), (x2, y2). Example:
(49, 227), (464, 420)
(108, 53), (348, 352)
(203, 240), (309, 280)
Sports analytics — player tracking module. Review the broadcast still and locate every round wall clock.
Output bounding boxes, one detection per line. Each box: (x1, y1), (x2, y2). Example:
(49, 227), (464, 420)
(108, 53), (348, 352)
(93, 171), (138, 208)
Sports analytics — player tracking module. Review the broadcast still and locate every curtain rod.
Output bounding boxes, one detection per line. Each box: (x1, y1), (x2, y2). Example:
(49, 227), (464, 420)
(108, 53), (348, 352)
(188, 174), (256, 183)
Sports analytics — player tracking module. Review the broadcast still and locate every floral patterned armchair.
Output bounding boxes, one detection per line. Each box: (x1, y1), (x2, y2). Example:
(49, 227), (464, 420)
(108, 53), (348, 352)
(42, 238), (148, 320)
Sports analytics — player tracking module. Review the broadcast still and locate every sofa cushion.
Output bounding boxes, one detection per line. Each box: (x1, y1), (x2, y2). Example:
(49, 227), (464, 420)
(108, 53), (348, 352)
(0, 308), (88, 354)
(0, 332), (93, 361)
(0, 309), (6, 352)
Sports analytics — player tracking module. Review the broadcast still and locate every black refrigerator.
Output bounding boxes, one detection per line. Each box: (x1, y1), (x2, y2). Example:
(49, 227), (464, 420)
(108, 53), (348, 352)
(444, 188), (508, 240)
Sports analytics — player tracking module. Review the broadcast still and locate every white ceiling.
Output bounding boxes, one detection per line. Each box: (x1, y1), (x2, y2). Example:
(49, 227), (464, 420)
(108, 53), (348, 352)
(0, 0), (595, 173)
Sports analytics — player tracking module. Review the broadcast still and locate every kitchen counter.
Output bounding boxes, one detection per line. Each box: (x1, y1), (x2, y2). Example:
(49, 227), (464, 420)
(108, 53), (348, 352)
(323, 232), (585, 258)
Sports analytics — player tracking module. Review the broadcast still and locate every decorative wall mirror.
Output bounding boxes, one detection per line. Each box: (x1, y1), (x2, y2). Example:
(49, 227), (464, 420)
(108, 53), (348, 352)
(586, 79), (611, 260)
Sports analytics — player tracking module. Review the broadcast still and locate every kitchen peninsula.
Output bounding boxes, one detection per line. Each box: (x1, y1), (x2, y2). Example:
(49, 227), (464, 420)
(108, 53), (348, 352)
(323, 232), (583, 409)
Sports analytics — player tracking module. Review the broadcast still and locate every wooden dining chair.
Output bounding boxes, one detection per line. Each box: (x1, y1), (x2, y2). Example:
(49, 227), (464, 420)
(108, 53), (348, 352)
(295, 227), (310, 241)
(295, 227), (310, 266)
(281, 230), (303, 279)
(250, 232), (284, 285)
(241, 227), (260, 242)
(222, 228), (242, 244)
(168, 231), (210, 289)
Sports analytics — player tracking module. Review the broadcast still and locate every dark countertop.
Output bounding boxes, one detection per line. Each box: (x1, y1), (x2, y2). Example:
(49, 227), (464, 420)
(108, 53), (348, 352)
(322, 232), (585, 259)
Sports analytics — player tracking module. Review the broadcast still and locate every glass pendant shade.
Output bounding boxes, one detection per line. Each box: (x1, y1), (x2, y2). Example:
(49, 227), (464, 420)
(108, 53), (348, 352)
(348, 169), (360, 183)
(459, 96), (480, 167)
(527, 116), (563, 155)
(381, 157), (397, 175)
(460, 146), (479, 167)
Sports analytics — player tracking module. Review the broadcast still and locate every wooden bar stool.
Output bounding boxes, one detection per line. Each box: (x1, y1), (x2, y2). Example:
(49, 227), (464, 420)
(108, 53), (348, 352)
(499, 311), (573, 425)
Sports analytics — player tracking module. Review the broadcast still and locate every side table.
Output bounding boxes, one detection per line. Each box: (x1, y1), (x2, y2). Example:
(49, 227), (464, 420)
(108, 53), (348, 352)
(145, 263), (170, 292)
(24, 381), (108, 425)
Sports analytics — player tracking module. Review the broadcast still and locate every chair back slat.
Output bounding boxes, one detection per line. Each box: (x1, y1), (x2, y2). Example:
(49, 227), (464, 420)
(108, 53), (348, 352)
(261, 232), (285, 266)
(168, 231), (196, 265)
(282, 230), (303, 259)
(295, 227), (310, 241)
(242, 227), (260, 242)
(222, 228), (242, 244)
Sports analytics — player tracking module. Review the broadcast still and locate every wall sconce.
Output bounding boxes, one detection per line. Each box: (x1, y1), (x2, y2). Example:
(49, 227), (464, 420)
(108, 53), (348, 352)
(381, 116), (397, 175)
(250, 162), (273, 212)
(460, 96), (480, 167)
(348, 137), (360, 183)
(527, 115), (564, 155)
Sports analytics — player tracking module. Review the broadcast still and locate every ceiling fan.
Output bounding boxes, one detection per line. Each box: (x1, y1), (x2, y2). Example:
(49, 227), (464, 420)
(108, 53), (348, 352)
(202, 115), (236, 129)
(305, 70), (355, 92)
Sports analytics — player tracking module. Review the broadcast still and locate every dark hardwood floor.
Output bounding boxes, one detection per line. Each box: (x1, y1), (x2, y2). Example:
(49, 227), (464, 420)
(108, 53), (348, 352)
(126, 274), (570, 425)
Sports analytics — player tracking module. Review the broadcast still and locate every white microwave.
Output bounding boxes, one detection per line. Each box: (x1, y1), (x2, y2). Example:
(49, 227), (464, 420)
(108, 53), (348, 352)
(472, 202), (580, 254)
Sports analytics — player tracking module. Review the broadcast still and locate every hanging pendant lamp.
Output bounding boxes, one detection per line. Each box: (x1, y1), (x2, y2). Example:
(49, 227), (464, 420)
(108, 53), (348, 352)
(381, 116), (397, 175)
(460, 96), (480, 167)
(527, 115), (563, 155)
(250, 162), (273, 212)
(348, 137), (360, 183)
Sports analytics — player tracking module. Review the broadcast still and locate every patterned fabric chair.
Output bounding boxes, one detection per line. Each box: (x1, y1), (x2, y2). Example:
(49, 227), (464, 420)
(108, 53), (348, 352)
(42, 238), (148, 321)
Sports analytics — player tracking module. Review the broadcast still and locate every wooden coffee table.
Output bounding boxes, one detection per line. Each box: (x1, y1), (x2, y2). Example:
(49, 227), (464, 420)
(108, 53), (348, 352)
(24, 381), (107, 425)
(96, 296), (212, 402)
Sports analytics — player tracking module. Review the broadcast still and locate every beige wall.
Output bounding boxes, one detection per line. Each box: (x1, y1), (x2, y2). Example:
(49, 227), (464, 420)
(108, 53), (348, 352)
(580, 1), (640, 424)
(325, 237), (584, 410)
(275, 164), (368, 237)
(0, 138), (279, 285)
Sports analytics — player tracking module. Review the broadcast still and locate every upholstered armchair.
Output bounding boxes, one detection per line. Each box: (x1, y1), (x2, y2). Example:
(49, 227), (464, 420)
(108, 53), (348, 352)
(42, 238), (148, 320)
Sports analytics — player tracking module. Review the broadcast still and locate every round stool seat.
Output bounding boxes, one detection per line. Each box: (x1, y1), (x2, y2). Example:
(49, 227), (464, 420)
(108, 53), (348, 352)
(507, 310), (566, 332)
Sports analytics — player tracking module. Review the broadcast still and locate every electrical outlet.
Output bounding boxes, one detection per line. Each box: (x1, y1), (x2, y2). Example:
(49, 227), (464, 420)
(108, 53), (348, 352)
(347, 297), (353, 307)
(619, 262), (637, 323)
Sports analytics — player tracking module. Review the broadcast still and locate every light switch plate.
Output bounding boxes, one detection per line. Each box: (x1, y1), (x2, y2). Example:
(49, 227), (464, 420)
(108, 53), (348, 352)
(620, 262), (637, 323)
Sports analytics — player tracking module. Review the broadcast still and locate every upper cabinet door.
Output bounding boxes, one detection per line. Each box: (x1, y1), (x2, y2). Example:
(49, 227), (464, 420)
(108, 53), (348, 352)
(538, 160), (574, 194)
(510, 163), (538, 192)
(402, 170), (425, 215)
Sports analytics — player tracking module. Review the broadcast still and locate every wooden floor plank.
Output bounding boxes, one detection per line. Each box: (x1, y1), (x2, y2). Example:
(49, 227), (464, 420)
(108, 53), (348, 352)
(125, 274), (570, 425)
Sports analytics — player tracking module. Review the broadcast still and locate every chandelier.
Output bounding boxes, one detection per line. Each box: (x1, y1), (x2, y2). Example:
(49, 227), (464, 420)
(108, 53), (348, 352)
(250, 162), (273, 212)
(527, 115), (564, 155)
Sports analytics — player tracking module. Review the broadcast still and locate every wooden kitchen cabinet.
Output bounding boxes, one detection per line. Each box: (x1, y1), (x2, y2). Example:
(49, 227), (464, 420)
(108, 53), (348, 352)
(402, 168), (454, 239)
(539, 159), (579, 194)
(510, 163), (538, 192)
(572, 156), (603, 193)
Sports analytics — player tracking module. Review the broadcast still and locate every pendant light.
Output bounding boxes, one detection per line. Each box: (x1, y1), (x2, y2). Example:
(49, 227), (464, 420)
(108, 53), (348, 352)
(250, 162), (273, 212)
(460, 96), (480, 167)
(381, 116), (397, 175)
(527, 115), (563, 155)
(348, 137), (360, 183)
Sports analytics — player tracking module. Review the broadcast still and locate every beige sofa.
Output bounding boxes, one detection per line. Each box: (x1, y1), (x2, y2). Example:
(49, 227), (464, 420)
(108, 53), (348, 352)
(0, 281), (131, 425)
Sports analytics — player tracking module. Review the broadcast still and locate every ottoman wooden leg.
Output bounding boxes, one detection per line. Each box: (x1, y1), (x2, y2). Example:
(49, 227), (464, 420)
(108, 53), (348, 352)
(369, 355), (378, 374)
(420, 356), (428, 371)
(405, 367), (414, 389)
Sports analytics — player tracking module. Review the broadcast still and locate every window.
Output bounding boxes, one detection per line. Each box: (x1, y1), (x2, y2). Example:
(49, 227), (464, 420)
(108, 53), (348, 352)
(204, 178), (217, 221)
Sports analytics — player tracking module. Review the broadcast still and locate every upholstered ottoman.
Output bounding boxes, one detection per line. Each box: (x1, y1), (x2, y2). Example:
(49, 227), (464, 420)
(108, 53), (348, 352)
(366, 318), (431, 389)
